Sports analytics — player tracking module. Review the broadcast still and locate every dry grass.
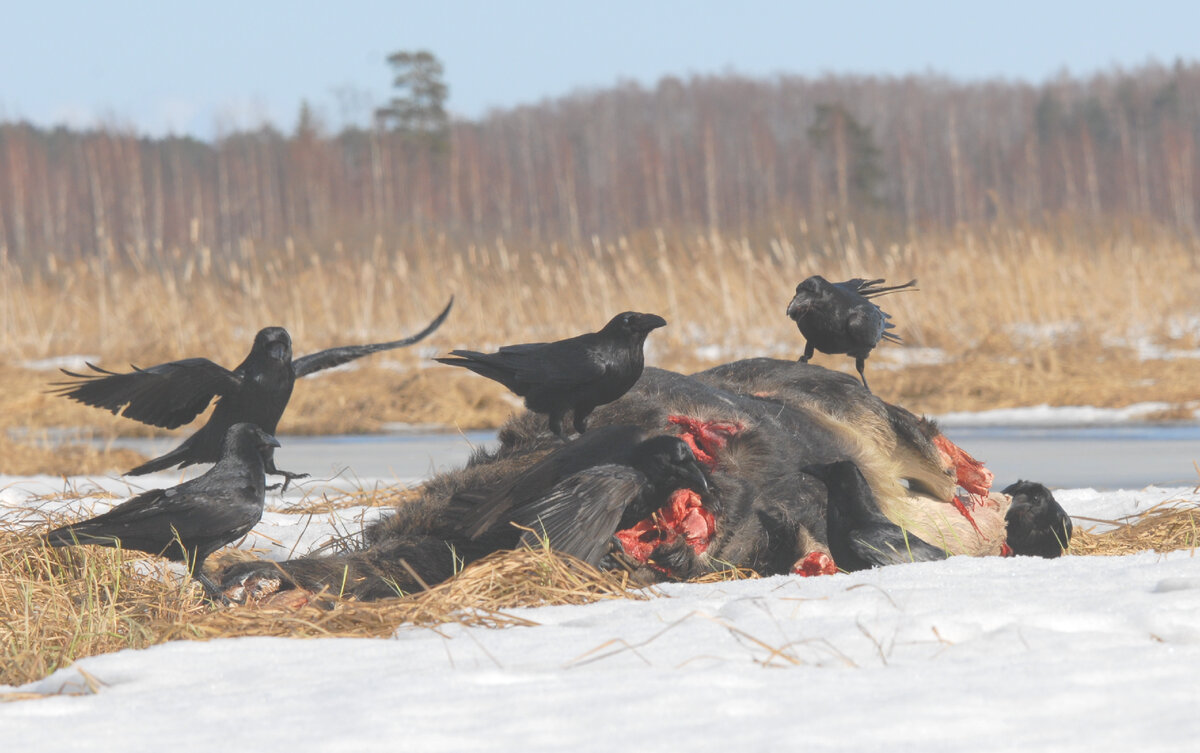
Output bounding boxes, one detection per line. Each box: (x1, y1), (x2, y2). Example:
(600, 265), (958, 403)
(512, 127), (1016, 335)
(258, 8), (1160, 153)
(4, 480), (1198, 692)
(2, 220), (1199, 471)
(0, 502), (649, 690)
(1069, 501), (1200, 556)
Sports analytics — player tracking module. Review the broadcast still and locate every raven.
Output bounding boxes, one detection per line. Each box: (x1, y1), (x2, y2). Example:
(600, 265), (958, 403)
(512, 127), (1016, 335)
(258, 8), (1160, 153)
(435, 311), (666, 438)
(1002, 480), (1073, 558)
(52, 297), (453, 485)
(462, 431), (710, 567)
(46, 422), (279, 602)
(786, 276), (916, 391)
(804, 459), (946, 572)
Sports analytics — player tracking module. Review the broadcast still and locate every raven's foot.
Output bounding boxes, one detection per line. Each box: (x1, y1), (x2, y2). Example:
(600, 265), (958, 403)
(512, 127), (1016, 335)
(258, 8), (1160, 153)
(193, 572), (233, 606)
(792, 550), (838, 577)
(268, 470), (310, 492)
(667, 415), (744, 470)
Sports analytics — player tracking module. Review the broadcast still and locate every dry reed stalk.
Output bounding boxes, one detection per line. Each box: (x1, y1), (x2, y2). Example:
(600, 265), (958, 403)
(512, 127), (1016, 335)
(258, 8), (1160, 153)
(2, 221), (1198, 456)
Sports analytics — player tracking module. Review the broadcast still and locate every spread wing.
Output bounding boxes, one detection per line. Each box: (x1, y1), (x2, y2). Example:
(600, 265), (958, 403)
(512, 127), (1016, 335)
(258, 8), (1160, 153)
(513, 465), (642, 567)
(292, 296), (454, 377)
(51, 359), (242, 429)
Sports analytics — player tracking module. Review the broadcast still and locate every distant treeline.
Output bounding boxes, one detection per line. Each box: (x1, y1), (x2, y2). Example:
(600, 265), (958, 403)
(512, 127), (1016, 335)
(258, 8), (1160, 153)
(2, 62), (1198, 264)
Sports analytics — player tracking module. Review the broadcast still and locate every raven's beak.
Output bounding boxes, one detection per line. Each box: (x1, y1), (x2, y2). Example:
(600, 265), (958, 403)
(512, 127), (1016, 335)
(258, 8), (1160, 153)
(263, 433), (282, 449)
(267, 342), (289, 361)
(678, 458), (710, 494)
(786, 297), (808, 319)
(635, 313), (668, 332)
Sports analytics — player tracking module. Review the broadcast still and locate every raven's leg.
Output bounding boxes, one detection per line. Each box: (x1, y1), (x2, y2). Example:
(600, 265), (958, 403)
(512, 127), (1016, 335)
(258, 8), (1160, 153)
(193, 572), (233, 605)
(264, 448), (309, 491)
(188, 552), (232, 605)
(548, 410), (568, 439)
(799, 342), (815, 363)
(572, 406), (594, 435)
(855, 357), (870, 391)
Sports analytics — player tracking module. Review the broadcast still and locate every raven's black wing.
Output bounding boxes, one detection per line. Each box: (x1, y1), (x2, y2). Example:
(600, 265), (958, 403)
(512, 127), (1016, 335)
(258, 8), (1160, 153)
(52, 359), (242, 429)
(843, 525), (946, 568)
(453, 425), (647, 538)
(514, 465), (643, 567)
(292, 296), (453, 377)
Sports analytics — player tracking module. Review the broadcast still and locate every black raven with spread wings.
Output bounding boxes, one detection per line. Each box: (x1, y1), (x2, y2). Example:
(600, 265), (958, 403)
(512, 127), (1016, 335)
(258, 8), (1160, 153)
(786, 276), (916, 391)
(46, 422), (279, 602)
(53, 297), (452, 483)
(435, 311), (666, 438)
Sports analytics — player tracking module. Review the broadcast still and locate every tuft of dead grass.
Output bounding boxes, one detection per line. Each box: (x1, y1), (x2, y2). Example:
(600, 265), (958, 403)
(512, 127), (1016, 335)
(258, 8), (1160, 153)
(4, 485), (1199, 693)
(1069, 502), (1200, 556)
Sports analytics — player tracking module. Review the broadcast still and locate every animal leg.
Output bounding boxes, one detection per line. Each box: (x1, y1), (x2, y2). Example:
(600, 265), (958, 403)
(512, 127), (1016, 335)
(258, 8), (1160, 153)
(799, 342), (815, 363)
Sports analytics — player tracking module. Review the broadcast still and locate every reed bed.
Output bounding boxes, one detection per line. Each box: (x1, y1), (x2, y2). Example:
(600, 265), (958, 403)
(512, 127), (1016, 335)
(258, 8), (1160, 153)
(3, 221), (1199, 462)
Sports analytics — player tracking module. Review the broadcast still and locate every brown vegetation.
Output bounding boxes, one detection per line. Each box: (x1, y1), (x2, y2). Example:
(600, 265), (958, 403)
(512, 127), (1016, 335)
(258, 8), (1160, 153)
(2, 488), (1196, 691)
(3, 219), (1198, 476)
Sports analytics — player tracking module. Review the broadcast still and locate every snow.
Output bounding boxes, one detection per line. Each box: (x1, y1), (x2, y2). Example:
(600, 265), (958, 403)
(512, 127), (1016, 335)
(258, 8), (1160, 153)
(936, 402), (1187, 427)
(3, 471), (1200, 750)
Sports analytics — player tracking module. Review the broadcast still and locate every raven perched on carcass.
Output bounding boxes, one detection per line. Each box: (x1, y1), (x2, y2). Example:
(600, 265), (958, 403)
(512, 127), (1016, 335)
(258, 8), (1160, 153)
(786, 276), (916, 391)
(52, 297), (453, 485)
(435, 311), (666, 438)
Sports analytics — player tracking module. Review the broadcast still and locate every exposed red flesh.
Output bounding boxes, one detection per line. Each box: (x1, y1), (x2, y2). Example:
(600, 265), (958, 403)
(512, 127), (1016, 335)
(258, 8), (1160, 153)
(792, 550), (838, 577)
(932, 434), (994, 496)
(614, 488), (716, 567)
(667, 415), (744, 470)
(1000, 542), (1014, 557)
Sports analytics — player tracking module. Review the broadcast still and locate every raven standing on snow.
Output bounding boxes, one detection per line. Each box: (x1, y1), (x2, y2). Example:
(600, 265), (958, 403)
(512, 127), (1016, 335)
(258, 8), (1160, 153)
(786, 276), (916, 391)
(52, 297), (453, 485)
(45, 422), (279, 602)
(435, 311), (667, 438)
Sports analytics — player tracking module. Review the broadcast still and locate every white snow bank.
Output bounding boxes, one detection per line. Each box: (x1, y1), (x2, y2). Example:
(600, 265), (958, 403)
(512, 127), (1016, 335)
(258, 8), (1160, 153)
(936, 402), (1183, 427)
(4, 475), (1200, 751)
(4, 552), (1200, 752)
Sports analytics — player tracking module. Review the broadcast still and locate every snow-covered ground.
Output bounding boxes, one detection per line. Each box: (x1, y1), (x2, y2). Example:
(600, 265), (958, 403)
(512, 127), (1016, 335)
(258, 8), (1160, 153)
(3, 471), (1200, 751)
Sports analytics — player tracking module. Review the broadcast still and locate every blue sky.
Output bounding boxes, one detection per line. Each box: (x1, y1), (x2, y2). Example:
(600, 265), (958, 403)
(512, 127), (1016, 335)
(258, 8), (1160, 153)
(2, 0), (1198, 139)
